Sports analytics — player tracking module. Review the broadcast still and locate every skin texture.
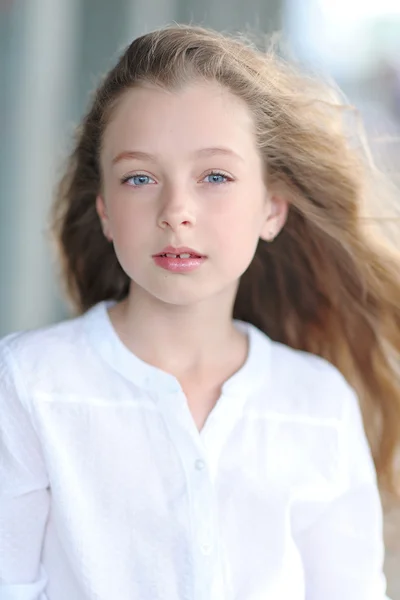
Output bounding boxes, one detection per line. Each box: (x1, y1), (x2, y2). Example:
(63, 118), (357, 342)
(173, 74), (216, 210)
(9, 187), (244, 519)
(96, 80), (288, 428)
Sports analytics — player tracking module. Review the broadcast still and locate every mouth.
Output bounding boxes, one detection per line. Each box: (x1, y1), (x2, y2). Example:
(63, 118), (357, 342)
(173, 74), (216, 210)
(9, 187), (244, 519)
(153, 246), (205, 259)
(152, 246), (206, 273)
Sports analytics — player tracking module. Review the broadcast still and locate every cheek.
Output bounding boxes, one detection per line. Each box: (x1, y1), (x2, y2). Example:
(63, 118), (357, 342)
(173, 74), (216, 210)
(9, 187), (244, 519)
(107, 203), (154, 273)
(212, 193), (265, 240)
(210, 210), (261, 267)
(108, 199), (152, 240)
(210, 196), (265, 268)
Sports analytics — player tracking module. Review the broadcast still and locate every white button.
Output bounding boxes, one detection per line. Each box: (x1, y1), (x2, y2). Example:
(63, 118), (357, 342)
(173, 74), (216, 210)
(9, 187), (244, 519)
(200, 542), (213, 556)
(195, 459), (205, 471)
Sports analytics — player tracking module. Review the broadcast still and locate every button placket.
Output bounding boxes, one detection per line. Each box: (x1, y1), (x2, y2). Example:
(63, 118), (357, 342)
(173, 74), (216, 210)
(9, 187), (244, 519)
(155, 387), (218, 598)
(191, 460), (216, 561)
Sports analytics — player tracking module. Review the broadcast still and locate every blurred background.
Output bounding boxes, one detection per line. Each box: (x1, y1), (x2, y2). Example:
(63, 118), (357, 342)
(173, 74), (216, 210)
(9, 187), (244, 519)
(1, 0), (400, 336)
(0, 0), (400, 595)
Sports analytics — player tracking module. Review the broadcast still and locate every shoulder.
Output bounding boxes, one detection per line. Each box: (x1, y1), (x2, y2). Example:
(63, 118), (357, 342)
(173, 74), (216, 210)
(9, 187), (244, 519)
(250, 326), (357, 423)
(271, 339), (349, 391)
(0, 304), (104, 396)
(0, 311), (88, 368)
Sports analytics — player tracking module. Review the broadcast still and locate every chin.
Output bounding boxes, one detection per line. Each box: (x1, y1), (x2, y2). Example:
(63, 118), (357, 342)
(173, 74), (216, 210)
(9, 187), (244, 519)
(151, 288), (211, 307)
(150, 278), (238, 309)
(129, 270), (238, 307)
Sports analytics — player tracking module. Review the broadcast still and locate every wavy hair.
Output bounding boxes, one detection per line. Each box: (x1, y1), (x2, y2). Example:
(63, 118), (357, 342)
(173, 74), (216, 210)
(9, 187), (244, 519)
(51, 25), (400, 492)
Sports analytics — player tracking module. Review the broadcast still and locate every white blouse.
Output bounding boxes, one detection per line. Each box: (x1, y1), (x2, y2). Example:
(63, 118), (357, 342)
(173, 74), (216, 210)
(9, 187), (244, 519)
(0, 301), (389, 600)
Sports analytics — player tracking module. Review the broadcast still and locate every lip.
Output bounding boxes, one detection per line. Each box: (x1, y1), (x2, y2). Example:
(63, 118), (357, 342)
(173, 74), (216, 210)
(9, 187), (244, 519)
(153, 246), (204, 258)
(152, 246), (206, 273)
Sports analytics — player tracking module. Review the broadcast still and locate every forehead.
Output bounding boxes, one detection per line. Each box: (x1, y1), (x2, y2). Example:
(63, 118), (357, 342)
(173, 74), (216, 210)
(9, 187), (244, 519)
(101, 80), (259, 161)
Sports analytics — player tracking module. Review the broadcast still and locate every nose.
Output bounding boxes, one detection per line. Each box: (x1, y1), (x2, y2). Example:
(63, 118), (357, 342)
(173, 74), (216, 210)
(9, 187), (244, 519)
(157, 184), (196, 231)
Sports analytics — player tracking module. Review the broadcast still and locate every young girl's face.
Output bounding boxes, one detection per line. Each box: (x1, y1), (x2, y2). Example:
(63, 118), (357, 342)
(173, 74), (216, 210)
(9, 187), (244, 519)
(97, 80), (287, 307)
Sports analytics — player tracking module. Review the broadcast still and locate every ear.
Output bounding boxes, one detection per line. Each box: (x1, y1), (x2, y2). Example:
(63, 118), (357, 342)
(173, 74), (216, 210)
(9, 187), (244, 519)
(96, 195), (113, 242)
(260, 193), (289, 242)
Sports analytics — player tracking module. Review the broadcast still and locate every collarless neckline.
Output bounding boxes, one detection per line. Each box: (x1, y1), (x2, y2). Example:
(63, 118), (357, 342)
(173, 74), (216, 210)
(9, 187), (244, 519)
(83, 300), (270, 396)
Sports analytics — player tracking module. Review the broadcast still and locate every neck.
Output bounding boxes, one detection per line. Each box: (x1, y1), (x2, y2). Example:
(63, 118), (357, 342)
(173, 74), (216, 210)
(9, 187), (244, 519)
(108, 282), (245, 378)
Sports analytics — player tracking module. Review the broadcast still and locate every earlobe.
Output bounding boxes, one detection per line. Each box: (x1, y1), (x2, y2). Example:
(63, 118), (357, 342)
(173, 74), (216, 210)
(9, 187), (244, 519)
(261, 228), (277, 243)
(260, 193), (289, 242)
(96, 195), (112, 242)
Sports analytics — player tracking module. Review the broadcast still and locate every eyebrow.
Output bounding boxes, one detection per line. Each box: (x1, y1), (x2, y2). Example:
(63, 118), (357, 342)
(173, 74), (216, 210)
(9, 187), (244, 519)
(111, 147), (244, 164)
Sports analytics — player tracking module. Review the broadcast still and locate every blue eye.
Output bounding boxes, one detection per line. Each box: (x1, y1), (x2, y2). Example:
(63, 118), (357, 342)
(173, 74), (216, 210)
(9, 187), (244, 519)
(123, 174), (155, 186)
(203, 172), (230, 184)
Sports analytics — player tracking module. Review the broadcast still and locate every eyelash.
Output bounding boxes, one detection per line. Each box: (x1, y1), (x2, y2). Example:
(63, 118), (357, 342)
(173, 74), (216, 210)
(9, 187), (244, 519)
(120, 170), (234, 186)
(203, 170), (233, 184)
(120, 174), (156, 186)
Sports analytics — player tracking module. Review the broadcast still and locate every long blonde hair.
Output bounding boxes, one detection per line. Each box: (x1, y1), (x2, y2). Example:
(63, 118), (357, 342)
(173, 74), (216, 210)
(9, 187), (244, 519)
(52, 25), (400, 492)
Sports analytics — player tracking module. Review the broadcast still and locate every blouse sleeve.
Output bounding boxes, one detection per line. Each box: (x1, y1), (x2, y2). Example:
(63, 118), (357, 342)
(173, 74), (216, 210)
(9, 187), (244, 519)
(294, 382), (390, 600)
(0, 338), (50, 599)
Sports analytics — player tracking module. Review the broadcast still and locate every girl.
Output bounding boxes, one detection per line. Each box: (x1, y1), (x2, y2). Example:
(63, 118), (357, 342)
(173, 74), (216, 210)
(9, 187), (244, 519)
(1, 24), (400, 600)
